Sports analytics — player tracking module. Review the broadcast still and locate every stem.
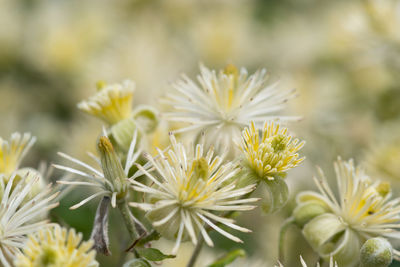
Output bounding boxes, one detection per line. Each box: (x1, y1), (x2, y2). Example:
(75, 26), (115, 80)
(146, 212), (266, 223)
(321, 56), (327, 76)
(117, 199), (139, 240)
(278, 217), (295, 264)
(187, 234), (204, 267)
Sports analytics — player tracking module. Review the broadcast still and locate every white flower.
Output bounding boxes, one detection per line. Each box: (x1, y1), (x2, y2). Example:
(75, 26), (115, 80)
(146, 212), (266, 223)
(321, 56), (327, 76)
(129, 134), (258, 254)
(298, 158), (400, 266)
(163, 64), (298, 150)
(77, 80), (135, 125)
(0, 133), (36, 177)
(0, 173), (59, 267)
(54, 130), (143, 209)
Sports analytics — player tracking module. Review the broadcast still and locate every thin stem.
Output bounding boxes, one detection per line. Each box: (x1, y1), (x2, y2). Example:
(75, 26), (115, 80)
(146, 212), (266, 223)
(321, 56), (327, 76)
(117, 199), (139, 241)
(278, 216), (295, 264)
(187, 234), (204, 267)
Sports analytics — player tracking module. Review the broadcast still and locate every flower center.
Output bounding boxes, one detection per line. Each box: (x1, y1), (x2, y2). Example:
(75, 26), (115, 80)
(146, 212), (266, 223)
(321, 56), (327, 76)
(37, 246), (58, 266)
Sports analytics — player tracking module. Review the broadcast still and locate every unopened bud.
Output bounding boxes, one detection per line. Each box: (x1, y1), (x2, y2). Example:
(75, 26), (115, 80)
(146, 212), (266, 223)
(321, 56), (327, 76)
(360, 237), (393, 267)
(98, 136), (127, 198)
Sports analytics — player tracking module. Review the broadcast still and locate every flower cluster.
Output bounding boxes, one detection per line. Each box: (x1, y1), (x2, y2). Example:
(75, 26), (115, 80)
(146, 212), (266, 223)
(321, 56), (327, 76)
(7, 63), (399, 267)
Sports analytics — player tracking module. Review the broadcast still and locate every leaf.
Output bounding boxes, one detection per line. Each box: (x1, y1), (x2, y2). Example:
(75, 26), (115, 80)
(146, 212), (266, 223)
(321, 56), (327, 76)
(136, 247), (175, 261)
(123, 259), (151, 267)
(208, 249), (246, 267)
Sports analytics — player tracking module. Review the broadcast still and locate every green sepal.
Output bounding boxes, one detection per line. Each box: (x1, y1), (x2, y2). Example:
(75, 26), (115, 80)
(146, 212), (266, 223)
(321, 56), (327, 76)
(136, 247), (175, 261)
(208, 249), (246, 267)
(133, 105), (158, 134)
(122, 259), (151, 267)
(260, 177), (289, 213)
(109, 117), (138, 153)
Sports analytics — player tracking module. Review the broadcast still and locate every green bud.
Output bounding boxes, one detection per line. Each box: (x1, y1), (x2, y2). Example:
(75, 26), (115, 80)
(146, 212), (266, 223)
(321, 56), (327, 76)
(293, 202), (328, 227)
(360, 237), (393, 267)
(97, 136), (127, 198)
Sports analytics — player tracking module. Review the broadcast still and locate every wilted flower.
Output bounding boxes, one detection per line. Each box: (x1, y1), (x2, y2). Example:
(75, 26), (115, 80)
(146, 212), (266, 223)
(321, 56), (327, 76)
(54, 132), (142, 209)
(129, 134), (258, 254)
(240, 121), (305, 181)
(0, 132), (36, 177)
(163, 64), (298, 151)
(297, 158), (400, 266)
(77, 80), (135, 125)
(15, 224), (98, 267)
(0, 173), (59, 267)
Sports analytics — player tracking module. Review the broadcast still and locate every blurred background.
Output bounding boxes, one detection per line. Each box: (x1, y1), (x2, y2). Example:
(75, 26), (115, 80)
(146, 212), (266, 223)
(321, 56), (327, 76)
(1, 0), (399, 266)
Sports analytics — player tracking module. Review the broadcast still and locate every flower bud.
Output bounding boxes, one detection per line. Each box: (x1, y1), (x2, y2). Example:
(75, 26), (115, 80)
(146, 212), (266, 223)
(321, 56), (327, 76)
(360, 237), (393, 267)
(97, 136), (127, 198)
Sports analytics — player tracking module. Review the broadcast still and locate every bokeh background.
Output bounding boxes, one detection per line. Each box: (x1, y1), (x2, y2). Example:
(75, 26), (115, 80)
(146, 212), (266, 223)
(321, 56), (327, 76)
(1, 0), (400, 266)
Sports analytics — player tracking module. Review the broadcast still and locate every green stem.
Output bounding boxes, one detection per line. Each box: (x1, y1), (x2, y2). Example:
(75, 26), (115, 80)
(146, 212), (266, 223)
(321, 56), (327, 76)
(278, 217), (295, 264)
(187, 234), (204, 267)
(117, 199), (139, 241)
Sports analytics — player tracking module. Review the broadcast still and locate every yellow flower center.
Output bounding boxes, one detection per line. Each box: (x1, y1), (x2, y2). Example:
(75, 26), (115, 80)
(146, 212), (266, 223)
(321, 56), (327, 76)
(178, 157), (212, 205)
(37, 246), (58, 266)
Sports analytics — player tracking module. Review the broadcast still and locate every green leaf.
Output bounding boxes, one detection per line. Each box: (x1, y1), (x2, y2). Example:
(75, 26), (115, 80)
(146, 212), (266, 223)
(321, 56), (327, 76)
(136, 247), (175, 261)
(123, 259), (151, 267)
(208, 249), (246, 267)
